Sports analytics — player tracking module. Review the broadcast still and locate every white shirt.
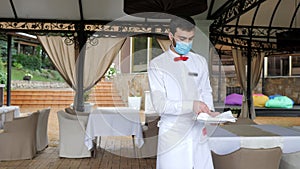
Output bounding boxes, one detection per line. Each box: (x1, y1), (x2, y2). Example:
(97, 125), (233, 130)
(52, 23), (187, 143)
(148, 49), (214, 120)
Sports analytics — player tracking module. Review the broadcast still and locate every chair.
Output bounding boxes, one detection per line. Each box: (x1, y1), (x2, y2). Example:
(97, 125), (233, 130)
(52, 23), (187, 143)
(65, 107), (89, 116)
(279, 151), (300, 169)
(57, 110), (91, 158)
(0, 110), (14, 129)
(36, 108), (50, 152)
(140, 113), (160, 158)
(5, 110), (15, 122)
(0, 112), (39, 161)
(140, 91), (160, 158)
(212, 147), (282, 169)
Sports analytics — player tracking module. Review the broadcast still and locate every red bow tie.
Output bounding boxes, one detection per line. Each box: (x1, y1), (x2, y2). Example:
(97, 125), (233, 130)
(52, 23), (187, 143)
(174, 55), (189, 61)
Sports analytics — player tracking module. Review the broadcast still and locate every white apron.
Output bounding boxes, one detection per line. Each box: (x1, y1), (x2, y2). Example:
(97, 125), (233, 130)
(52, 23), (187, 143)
(156, 116), (214, 169)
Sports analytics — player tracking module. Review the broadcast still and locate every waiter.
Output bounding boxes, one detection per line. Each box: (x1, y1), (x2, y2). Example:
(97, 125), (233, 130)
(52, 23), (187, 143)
(148, 16), (219, 169)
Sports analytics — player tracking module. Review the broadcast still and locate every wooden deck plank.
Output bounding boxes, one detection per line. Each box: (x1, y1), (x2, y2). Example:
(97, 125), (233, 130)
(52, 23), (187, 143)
(0, 137), (156, 169)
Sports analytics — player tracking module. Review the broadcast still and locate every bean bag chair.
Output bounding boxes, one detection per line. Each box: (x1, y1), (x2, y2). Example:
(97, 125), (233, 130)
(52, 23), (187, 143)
(253, 94), (269, 107)
(224, 93), (243, 106)
(265, 96), (294, 108)
(269, 94), (282, 100)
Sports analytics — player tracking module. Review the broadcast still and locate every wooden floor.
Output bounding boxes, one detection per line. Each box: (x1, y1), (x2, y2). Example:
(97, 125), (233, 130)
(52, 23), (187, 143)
(0, 136), (156, 169)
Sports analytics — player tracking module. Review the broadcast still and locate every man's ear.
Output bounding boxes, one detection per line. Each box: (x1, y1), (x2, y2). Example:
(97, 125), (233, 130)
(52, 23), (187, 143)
(168, 32), (173, 41)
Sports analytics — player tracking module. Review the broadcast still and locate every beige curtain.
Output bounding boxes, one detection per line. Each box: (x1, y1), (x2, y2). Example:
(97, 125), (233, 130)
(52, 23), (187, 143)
(156, 38), (171, 52)
(37, 36), (76, 88)
(38, 36), (126, 92)
(232, 48), (264, 119)
(82, 38), (126, 91)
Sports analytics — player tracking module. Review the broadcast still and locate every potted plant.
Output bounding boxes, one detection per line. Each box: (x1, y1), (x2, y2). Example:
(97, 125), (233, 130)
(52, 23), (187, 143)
(70, 90), (95, 112)
(128, 77), (142, 110)
(83, 90), (95, 112)
(104, 63), (117, 80)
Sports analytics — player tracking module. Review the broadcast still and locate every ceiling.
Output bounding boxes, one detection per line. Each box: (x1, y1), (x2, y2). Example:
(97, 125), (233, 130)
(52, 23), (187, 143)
(0, 0), (299, 51)
(0, 0), (221, 21)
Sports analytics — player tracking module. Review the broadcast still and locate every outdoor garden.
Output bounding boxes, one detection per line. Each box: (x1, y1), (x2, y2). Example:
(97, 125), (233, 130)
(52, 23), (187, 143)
(0, 39), (64, 86)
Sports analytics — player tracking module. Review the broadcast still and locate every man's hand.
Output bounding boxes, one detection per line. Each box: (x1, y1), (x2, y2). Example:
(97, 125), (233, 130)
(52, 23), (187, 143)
(193, 101), (210, 115)
(193, 101), (220, 117)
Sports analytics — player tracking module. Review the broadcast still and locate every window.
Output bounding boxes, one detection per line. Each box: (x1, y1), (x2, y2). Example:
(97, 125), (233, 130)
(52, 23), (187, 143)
(131, 37), (163, 73)
(292, 55), (300, 75)
(266, 54), (300, 77)
(132, 37), (147, 72)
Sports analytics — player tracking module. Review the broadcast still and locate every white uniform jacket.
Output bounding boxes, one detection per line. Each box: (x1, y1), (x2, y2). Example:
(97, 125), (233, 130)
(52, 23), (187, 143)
(148, 49), (214, 169)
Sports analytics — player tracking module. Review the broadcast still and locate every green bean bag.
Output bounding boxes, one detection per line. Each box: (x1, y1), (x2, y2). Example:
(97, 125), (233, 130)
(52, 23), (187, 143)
(265, 96), (294, 108)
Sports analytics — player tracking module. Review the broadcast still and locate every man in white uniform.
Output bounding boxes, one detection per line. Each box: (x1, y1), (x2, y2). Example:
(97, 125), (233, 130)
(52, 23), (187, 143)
(148, 16), (219, 169)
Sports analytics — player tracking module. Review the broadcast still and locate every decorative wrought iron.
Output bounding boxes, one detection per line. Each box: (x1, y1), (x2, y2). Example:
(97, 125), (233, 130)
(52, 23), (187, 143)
(210, 0), (266, 27)
(0, 19), (169, 47)
(211, 34), (277, 50)
(0, 20), (169, 37)
(210, 25), (296, 50)
(0, 21), (76, 33)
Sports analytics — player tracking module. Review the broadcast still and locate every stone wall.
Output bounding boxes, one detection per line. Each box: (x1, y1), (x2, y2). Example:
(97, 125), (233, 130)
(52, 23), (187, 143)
(264, 77), (300, 104)
(11, 80), (70, 89)
(210, 76), (263, 103)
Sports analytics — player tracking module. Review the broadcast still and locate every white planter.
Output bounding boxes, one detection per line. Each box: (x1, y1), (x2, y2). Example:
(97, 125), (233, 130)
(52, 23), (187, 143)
(70, 102), (95, 113)
(128, 96), (141, 110)
(83, 102), (95, 112)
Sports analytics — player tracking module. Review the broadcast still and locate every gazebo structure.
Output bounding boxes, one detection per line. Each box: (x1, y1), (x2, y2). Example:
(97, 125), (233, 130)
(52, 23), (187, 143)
(0, 0), (299, 118)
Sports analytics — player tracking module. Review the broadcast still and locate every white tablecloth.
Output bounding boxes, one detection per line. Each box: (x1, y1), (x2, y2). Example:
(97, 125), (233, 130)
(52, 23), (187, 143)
(84, 107), (144, 150)
(208, 124), (300, 155)
(0, 106), (21, 129)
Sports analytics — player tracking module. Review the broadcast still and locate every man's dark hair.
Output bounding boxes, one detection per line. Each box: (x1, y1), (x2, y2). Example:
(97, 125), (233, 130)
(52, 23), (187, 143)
(169, 16), (196, 34)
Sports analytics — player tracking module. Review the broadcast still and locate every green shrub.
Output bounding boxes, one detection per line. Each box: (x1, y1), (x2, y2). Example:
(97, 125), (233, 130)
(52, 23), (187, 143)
(0, 59), (6, 85)
(41, 57), (54, 69)
(13, 62), (23, 69)
(0, 58), (6, 85)
(13, 54), (41, 70)
(0, 71), (7, 85)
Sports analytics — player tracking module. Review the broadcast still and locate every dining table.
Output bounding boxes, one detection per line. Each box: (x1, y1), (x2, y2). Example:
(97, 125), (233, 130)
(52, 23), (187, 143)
(0, 105), (21, 129)
(84, 107), (144, 151)
(207, 124), (300, 168)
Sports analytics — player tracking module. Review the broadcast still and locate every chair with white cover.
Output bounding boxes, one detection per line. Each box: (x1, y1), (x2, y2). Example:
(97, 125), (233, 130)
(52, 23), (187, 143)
(36, 108), (51, 152)
(65, 107), (89, 116)
(140, 91), (160, 158)
(0, 112), (39, 161)
(0, 110), (15, 129)
(57, 110), (91, 158)
(212, 147), (282, 169)
(279, 151), (300, 169)
(5, 110), (15, 122)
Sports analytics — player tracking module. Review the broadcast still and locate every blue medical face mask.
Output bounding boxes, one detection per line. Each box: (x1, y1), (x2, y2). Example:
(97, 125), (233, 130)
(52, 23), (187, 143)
(173, 39), (193, 55)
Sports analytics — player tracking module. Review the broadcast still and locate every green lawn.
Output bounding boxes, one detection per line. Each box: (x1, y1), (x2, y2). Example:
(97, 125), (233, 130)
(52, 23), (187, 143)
(11, 67), (64, 82)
